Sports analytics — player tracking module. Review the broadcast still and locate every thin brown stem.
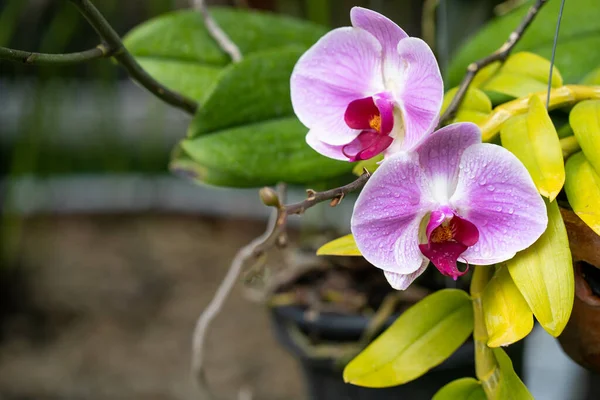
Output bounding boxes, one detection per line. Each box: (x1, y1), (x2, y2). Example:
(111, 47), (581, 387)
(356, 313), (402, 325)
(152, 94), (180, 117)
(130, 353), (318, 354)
(68, 0), (199, 115)
(439, 0), (548, 126)
(190, 173), (370, 395)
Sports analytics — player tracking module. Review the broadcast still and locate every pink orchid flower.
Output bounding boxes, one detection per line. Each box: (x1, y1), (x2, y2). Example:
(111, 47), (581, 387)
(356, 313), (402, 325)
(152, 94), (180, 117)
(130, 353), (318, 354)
(351, 123), (548, 290)
(290, 7), (443, 162)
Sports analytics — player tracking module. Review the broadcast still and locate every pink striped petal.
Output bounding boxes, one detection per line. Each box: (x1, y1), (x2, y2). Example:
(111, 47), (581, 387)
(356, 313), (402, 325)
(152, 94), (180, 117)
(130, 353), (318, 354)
(415, 123), (481, 204)
(383, 260), (429, 290)
(291, 27), (385, 146)
(450, 144), (548, 264)
(390, 38), (443, 151)
(351, 152), (431, 274)
(305, 129), (348, 161)
(350, 7), (408, 60)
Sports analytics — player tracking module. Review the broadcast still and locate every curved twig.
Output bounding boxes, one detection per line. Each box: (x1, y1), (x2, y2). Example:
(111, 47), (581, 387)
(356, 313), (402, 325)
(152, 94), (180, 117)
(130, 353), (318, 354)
(439, 0), (549, 126)
(0, 44), (111, 65)
(67, 0), (199, 115)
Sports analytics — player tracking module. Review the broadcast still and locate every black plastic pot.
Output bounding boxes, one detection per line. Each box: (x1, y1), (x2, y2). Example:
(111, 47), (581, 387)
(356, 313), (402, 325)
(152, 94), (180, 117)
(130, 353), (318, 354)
(271, 304), (524, 400)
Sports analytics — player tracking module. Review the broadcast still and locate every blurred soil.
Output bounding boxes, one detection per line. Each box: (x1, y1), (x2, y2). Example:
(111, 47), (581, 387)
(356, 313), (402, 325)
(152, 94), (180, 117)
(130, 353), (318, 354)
(0, 215), (304, 400)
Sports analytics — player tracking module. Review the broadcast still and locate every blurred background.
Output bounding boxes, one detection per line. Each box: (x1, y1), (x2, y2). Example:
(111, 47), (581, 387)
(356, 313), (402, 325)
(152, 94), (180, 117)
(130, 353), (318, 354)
(0, 0), (596, 399)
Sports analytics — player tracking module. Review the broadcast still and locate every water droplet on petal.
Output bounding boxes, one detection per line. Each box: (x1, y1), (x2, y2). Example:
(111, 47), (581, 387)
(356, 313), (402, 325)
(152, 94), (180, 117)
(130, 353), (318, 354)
(487, 185), (495, 192)
(508, 208), (514, 215)
(496, 206), (503, 212)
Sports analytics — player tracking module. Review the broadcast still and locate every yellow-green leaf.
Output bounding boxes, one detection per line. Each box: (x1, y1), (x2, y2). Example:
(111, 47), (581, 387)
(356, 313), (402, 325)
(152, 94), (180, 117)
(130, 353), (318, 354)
(570, 100), (600, 175)
(493, 348), (534, 400)
(501, 95), (565, 201)
(482, 266), (533, 348)
(473, 52), (563, 98)
(433, 378), (486, 400)
(343, 289), (473, 388)
(565, 152), (600, 235)
(581, 67), (600, 85)
(316, 234), (362, 256)
(507, 199), (574, 337)
(441, 87), (492, 125)
(352, 154), (383, 176)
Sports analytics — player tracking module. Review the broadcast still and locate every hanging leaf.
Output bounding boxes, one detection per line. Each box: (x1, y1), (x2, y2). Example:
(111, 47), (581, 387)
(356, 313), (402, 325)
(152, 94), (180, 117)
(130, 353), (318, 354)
(136, 59), (222, 102)
(470, 267), (532, 400)
(482, 266), (533, 348)
(565, 152), (600, 235)
(472, 52), (563, 98)
(123, 8), (326, 103)
(493, 348), (534, 400)
(433, 378), (486, 400)
(172, 47), (352, 187)
(317, 234), (362, 256)
(501, 95), (565, 201)
(178, 117), (351, 187)
(507, 200), (574, 337)
(569, 100), (600, 175)
(124, 8), (326, 66)
(343, 289), (473, 388)
(441, 87), (492, 125)
(187, 47), (304, 137)
(448, 0), (600, 85)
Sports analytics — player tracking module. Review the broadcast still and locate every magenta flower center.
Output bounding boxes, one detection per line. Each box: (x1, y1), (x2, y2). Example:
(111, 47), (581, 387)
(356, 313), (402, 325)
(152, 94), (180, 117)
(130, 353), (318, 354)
(342, 93), (395, 161)
(418, 212), (480, 280)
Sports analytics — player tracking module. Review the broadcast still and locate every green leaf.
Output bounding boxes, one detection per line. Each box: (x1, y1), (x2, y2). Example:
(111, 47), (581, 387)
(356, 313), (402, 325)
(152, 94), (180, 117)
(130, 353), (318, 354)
(448, 0), (600, 85)
(188, 47), (303, 137)
(433, 378), (486, 400)
(507, 199), (574, 337)
(565, 152), (600, 235)
(501, 95), (565, 201)
(171, 46), (355, 186)
(317, 234), (362, 256)
(482, 266), (533, 348)
(472, 52), (563, 98)
(137, 59), (222, 102)
(581, 67), (600, 85)
(343, 289), (473, 388)
(179, 117), (352, 187)
(123, 8), (325, 103)
(441, 87), (492, 125)
(169, 144), (251, 187)
(569, 100), (600, 175)
(493, 348), (534, 400)
(352, 155), (383, 176)
(124, 8), (326, 66)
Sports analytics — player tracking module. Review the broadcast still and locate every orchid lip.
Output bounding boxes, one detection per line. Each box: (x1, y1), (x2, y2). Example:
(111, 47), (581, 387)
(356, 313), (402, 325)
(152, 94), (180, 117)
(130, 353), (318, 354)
(342, 93), (395, 160)
(419, 209), (479, 280)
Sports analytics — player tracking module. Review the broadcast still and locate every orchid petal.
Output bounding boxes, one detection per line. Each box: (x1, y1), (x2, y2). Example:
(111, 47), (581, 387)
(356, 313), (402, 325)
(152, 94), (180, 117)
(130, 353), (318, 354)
(416, 123), (481, 204)
(419, 241), (469, 280)
(383, 260), (429, 290)
(342, 131), (394, 161)
(345, 96), (379, 130)
(291, 27), (384, 146)
(351, 152), (431, 273)
(425, 206), (454, 239)
(391, 38), (443, 151)
(450, 144), (548, 265)
(305, 129), (348, 161)
(350, 7), (408, 60)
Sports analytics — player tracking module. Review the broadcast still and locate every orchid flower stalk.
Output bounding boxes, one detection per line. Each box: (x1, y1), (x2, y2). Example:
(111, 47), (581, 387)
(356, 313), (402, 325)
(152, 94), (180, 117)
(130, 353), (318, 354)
(290, 7), (443, 162)
(351, 123), (548, 290)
